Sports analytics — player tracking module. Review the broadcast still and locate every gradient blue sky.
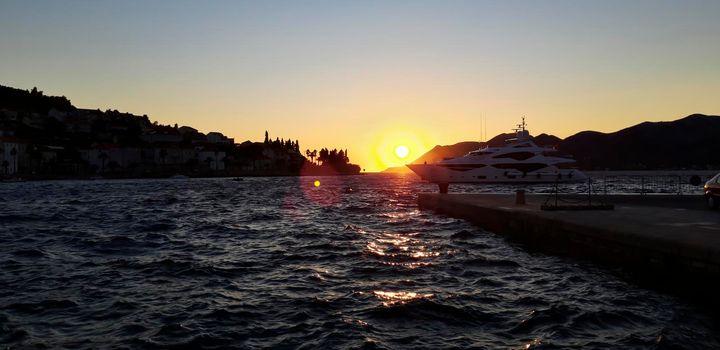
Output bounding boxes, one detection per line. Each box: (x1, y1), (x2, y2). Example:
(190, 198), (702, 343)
(2, 0), (719, 170)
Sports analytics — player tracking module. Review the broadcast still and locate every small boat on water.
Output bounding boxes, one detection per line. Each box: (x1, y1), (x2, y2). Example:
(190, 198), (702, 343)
(406, 118), (587, 192)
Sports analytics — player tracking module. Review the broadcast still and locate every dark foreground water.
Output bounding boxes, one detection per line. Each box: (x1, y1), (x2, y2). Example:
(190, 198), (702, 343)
(1, 174), (719, 349)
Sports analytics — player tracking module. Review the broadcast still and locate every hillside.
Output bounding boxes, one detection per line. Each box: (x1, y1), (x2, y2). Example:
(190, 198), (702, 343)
(412, 141), (484, 165)
(0, 84), (360, 178)
(406, 114), (720, 170)
(0, 85), (75, 113)
(559, 114), (720, 170)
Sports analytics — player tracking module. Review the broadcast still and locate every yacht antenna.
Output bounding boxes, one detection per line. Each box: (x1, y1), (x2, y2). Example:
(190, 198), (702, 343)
(514, 116), (527, 133)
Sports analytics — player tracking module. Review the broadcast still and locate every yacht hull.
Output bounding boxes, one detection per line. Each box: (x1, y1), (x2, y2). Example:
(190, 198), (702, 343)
(406, 164), (587, 184)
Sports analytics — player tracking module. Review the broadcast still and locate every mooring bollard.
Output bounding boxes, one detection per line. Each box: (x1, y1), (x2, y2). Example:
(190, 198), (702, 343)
(438, 183), (449, 194)
(515, 189), (526, 205)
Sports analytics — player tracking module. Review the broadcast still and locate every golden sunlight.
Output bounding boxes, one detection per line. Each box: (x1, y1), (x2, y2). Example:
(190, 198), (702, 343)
(370, 127), (433, 171)
(394, 145), (409, 159)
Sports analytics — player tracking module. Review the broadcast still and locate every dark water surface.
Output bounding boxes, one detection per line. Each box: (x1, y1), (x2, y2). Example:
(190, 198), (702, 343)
(1, 174), (719, 349)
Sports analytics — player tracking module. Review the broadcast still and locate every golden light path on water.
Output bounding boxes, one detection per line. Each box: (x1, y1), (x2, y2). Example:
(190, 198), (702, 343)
(363, 208), (450, 308)
(373, 291), (435, 307)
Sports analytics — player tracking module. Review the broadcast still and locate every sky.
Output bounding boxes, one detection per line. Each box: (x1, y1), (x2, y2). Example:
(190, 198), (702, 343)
(1, 0), (719, 171)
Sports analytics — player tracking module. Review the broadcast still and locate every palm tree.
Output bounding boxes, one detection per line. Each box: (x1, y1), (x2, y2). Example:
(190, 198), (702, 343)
(311, 149), (318, 165)
(306, 149), (317, 164)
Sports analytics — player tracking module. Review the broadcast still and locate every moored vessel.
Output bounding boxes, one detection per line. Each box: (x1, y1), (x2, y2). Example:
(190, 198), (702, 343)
(407, 118), (587, 192)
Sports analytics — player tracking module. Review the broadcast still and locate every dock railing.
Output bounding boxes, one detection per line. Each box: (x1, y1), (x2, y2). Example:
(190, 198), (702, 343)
(587, 171), (716, 195)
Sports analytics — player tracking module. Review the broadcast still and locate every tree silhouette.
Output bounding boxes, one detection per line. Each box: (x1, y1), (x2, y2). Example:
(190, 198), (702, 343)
(264, 131), (269, 144)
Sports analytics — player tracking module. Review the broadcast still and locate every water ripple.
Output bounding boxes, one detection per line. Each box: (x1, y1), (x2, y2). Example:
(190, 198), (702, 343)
(0, 174), (718, 349)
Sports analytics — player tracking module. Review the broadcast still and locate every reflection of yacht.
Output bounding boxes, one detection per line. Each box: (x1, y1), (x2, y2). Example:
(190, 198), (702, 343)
(407, 118), (587, 191)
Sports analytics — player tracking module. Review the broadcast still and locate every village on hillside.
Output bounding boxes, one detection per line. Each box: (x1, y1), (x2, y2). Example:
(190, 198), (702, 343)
(0, 85), (360, 179)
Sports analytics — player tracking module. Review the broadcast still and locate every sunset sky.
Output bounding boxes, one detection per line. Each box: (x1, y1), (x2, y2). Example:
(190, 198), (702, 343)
(2, 0), (719, 171)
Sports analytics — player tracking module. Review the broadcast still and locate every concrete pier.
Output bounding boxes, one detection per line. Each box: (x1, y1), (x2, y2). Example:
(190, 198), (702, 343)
(419, 193), (720, 285)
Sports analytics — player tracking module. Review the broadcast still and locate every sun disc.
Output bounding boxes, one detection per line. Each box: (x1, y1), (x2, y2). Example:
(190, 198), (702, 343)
(394, 145), (409, 159)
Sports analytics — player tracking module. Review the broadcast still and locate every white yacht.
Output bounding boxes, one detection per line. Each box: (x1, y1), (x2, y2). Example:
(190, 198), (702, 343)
(407, 118), (587, 190)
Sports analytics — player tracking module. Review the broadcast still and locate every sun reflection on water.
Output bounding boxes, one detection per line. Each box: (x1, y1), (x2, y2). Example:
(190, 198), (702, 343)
(364, 229), (450, 269)
(373, 290), (434, 306)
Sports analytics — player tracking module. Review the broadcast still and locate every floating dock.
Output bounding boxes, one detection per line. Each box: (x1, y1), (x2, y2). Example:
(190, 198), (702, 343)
(419, 193), (720, 286)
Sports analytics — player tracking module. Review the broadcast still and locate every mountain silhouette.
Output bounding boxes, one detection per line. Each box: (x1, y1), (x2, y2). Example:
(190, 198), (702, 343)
(404, 114), (720, 171)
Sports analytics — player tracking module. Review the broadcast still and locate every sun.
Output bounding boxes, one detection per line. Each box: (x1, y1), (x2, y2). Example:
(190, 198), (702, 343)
(394, 145), (409, 159)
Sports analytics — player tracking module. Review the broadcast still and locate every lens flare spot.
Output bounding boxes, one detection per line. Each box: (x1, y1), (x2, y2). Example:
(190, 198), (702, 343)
(394, 145), (409, 159)
(314, 180), (321, 187)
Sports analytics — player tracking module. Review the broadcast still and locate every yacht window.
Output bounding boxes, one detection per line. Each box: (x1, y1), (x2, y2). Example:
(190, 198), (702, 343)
(469, 151), (492, 156)
(492, 163), (548, 173)
(439, 164), (486, 170)
(492, 152), (534, 161)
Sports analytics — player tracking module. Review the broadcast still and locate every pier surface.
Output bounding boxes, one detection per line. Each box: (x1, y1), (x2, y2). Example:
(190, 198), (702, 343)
(419, 193), (720, 283)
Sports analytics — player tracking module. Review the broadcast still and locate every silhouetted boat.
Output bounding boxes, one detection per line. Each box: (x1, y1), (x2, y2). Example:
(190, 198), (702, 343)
(407, 118), (587, 185)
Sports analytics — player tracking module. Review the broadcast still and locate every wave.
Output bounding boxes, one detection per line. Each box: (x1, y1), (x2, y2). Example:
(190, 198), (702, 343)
(2, 299), (78, 314)
(362, 298), (498, 325)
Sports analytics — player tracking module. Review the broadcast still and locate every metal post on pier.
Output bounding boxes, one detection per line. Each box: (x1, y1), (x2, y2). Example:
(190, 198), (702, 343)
(603, 175), (607, 196)
(678, 175), (682, 195)
(641, 176), (645, 195)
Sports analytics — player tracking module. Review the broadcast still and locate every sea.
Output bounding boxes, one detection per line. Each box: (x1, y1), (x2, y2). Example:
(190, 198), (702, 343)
(1, 174), (719, 349)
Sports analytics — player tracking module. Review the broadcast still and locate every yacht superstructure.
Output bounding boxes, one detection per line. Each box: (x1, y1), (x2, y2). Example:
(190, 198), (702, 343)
(407, 118), (586, 189)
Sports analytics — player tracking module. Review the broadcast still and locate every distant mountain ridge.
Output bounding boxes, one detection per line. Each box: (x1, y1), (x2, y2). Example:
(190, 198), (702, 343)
(399, 114), (720, 171)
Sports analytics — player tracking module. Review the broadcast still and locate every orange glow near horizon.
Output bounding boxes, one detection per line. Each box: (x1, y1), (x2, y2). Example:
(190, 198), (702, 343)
(369, 127), (434, 171)
(2, 2), (719, 173)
